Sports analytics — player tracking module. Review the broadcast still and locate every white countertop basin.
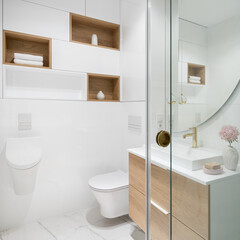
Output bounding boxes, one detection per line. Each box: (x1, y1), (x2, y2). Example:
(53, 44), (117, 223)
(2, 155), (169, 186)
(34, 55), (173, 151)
(128, 145), (240, 185)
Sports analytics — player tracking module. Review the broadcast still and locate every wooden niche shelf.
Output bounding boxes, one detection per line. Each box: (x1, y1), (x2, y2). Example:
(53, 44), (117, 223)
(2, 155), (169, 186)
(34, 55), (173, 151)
(187, 63), (205, 85)
(3, 30), (52, 68)
(70, 13), (120, 50)
(87, 74), (120, 102)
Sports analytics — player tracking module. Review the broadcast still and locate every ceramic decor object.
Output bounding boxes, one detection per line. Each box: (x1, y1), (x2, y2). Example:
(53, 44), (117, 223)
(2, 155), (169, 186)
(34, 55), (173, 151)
(97, 91), (105, 100)
(91, 34), (98, 45)
(223, 146), (239, 171)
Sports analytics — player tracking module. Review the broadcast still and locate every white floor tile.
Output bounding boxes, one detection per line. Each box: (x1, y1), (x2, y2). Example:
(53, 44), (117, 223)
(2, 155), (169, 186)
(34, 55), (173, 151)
(80, 207), (105, 225)
(0, 208), (142, 240)
(39, 215), (84, 239)
(88, 217), (137, 240)
(1, 222), (55, 240)
(113, 229), (145, 240)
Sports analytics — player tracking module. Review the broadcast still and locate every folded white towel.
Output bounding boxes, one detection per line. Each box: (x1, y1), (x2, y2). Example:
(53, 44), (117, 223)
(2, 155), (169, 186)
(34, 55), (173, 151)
(189, 79), (201, 84)
(14, 53), (43, 62)
(189, 76), (201, 81)
(14, 58), (44, 66)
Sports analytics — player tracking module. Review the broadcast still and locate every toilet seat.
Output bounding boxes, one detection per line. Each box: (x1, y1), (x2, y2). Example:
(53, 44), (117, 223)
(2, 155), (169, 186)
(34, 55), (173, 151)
(6, 137), (42, 170)
(89, 170), (129, 192)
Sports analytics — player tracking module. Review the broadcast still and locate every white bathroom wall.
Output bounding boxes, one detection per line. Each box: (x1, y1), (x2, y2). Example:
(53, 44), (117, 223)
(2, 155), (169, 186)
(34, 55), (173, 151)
(196, 15), (240, 153)
(0, 100), (123, 230)
(207, 15), (240, 115)
(120, 0), (146, 170)
(0, 0), (147, 231)
(23, 0), (86, 15)
(198, 83), (240, 154)
(121, 0), (146, 101)
(0, 0), (2, 98)
(175, 19), (208, 131)
(4, 0), (69, 41)
(121, 102), (146, 172)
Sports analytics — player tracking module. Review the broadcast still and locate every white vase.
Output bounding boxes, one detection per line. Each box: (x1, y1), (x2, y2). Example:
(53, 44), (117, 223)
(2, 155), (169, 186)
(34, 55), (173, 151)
(223, 145), (239, 171)
(97, 91), (105, 100)
(91, 34), (98, 45)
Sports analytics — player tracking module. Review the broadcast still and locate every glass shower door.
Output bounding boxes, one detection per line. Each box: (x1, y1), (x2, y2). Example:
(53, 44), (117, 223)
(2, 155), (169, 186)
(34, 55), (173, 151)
(146, 0), (172, 239)
(147, 0), (240, 240)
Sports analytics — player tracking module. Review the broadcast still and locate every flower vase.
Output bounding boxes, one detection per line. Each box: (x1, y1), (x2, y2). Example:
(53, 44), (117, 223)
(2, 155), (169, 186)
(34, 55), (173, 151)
(223, 145), (239, 171)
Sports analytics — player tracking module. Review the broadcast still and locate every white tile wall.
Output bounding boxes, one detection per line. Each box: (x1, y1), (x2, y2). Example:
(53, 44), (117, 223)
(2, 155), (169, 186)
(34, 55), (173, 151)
(0, 0), (2, 98)
(23, 0), (86, 15)
(52, 40), (120, 76)
(86, 0), (120, 24)
(3, 0), (69, 41)
(121, 0), (146, 101)
(0, 100), (124, 230)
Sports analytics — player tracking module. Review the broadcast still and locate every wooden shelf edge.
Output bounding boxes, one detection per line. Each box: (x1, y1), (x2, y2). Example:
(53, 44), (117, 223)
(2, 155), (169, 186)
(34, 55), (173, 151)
(70, 40), (120, 51)
(87, 99), (120, 102)
(3, 62), (51, 69)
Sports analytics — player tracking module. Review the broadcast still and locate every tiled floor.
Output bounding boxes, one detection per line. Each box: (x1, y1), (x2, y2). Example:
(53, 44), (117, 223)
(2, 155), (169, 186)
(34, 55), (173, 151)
(0, 207), (144, 240)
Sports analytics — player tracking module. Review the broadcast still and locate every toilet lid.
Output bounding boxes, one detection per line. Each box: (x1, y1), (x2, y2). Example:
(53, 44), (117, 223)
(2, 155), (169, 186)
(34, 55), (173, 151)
(6, 137), (42, 170)
(89, 170), (129, 192)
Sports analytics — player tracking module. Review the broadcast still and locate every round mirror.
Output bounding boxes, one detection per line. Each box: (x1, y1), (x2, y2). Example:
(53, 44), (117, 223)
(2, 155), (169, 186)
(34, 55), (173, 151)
(171, 0), (240, 132)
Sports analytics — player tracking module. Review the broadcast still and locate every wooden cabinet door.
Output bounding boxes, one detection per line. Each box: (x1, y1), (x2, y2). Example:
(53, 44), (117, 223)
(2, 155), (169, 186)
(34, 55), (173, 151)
(172, 217), (205, 240)
(129, 153), (145, 195)
(151, 164), (170, 213)
(129, 185), (170, 240)
(172, 172), (209, 240)
(86, 0), (120, 24)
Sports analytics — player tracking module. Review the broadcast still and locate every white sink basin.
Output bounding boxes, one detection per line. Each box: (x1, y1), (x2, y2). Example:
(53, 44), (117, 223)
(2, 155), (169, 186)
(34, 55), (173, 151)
(151, 143), (223, 171)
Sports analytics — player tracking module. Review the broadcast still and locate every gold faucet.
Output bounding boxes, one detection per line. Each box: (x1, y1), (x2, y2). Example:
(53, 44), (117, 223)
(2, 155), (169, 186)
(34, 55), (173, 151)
(183, 127), (198, 148)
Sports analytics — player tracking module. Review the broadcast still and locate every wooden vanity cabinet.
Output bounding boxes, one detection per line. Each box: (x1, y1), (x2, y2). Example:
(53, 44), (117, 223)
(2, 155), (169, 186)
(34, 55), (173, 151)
(129, 153), (209, 240)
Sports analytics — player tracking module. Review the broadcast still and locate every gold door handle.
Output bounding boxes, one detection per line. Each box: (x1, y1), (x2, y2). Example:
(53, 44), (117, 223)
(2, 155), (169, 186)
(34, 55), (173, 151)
(156, 131), (171, 147)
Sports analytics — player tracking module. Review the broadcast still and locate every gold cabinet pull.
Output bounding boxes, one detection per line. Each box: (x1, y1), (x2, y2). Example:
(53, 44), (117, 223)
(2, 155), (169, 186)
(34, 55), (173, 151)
(156, 131), (171, 147)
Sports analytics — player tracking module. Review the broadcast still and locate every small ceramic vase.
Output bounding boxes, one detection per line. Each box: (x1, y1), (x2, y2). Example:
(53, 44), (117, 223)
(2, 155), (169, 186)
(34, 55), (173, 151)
(97, 91), (105, 100)
(91, 34), (98, 45)
(223, 145), (239, 171)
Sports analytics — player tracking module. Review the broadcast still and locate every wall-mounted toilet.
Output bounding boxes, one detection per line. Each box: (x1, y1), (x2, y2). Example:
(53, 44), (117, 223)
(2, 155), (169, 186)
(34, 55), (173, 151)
(89, 170), (129, 218)
(6, 136), (42, 195)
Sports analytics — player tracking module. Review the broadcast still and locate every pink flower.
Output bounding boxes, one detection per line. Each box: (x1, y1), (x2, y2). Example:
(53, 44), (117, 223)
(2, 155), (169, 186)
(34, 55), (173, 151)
(219, 125), (239, 146)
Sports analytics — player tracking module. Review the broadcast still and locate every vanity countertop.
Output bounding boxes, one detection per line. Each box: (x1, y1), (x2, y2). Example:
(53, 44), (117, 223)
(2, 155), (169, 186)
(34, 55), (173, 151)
(128, 147), (240, 185)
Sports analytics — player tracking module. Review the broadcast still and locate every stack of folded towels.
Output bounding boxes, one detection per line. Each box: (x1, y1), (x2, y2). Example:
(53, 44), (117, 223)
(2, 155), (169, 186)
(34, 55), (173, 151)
(189, 76), (201, 84)
(13, 53), (44, 66)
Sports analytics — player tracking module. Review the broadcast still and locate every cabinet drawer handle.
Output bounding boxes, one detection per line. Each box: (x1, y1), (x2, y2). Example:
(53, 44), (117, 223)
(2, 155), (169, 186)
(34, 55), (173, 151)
(151, 200), (169, 215)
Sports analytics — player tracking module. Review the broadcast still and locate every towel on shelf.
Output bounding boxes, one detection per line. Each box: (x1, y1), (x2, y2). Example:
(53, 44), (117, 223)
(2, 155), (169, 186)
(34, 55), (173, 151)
(14, 53), (43, 62)
(189, 80), (201, 84)
(189, 76), (201, 81)
(14, 58), (44, 66)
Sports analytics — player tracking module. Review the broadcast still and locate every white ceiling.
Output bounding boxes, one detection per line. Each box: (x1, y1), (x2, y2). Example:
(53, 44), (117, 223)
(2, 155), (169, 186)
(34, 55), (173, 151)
(179, 0), (240, 27)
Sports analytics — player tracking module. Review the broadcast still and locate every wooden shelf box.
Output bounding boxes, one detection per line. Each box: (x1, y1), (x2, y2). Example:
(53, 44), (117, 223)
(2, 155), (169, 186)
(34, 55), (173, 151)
(70, 13), (120, 50)
(87, 73), (120, 102)
(3, 30), (52, 68)
(187, 63), (205, 85)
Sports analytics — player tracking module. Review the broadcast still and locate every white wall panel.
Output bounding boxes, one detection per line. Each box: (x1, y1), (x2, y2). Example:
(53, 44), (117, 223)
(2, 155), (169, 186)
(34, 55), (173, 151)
(179, 19), (207, 46)
(86, 0), (120, 24)
(180, 41), (207, 65)
(121, 0), (146, 101)
(3, 65), (87, 101)
(0, 0), (2, 98)
(0, 100), (123, 230)
(3, 0), (69, 41)
(52, 40), (120, 76)
(24, 0), (85, 15)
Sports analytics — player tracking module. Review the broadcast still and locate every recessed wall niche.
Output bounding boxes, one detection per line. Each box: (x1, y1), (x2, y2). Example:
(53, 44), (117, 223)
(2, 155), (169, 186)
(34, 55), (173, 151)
(3, 30), (52, 69)
(87, 73), (120, 102)
(70, 13), (120, 50)
(187, 63), (206, 85)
